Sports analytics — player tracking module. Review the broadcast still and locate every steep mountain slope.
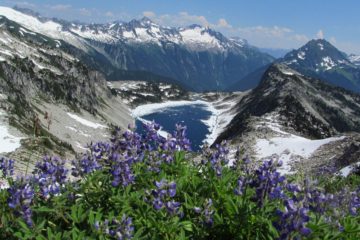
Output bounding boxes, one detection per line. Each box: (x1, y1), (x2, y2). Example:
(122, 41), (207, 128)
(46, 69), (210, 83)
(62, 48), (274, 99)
(216, 64), (360, 173)
(226, 64), (271, 91)
(0, 7), (274, 91)
(0, 15), (132, 171)
(259, 48), (290, 58)
(219, 64), (360, 140)
(279, 39), (360, 92)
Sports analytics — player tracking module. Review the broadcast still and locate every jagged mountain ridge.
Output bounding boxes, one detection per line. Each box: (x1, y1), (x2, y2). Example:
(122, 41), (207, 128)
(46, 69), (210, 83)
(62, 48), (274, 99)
(0, 6), (274, 91)
(279, 39), (360, 92)
(215, 63), (360, 173)
(217, 63), (360, 142)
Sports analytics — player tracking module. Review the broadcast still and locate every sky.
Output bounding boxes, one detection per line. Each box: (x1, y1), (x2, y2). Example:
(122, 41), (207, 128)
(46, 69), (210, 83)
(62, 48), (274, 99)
(0, 0), (359, 54)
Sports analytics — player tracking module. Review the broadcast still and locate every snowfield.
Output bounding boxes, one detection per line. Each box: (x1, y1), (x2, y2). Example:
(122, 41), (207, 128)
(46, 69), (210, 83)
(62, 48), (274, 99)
(0, 110), (23, 154)
(339, 162), (360, 177)
(67, 113), (107, 129)
(255, 114), (345, 174)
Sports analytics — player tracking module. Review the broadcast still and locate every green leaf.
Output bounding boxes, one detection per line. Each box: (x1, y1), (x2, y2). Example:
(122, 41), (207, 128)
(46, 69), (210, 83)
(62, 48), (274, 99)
(88, 210), (95, 225)
(133, 227), (145, 238)
(18, 220), (30, 232)
(34, 206), (56, 213)
(180, 221), (193, 232)
(47, 227), (54, 239)
(14, 232), (24, 239)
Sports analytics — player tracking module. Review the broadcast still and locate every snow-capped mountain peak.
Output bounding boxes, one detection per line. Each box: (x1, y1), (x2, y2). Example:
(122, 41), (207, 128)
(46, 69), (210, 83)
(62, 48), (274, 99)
(0, 6), (274, 91)
(282, 39), (351, 71)
(0, 6), (249, 52)
(279, 39), (360, 93)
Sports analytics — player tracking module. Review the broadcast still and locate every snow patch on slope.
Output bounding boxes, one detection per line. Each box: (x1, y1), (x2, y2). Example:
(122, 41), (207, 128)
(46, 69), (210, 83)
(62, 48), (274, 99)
(0, 110), (23, 153)
(255, 114), (345, 174)
(0, 7), (86, 50)
(67, 112), (107, 129)
(339, 162), (360, 177)
(321, 56), (336, 70)
(297, 51), (305, 60)
(180, 27), (222, 49)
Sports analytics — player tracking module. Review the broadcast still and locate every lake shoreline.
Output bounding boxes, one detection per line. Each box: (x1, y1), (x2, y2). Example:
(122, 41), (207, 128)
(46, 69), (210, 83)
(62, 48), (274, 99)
(131, 100), (222, 146)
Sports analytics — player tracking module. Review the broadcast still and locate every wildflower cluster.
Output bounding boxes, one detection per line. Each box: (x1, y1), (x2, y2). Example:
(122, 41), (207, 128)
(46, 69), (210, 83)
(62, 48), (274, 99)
(275, 199), (312, 239)
(33, 156), (68, 198)
(193, 198), (214, 226)
(0, 122), (359, 239)
(147, 179), (181, 215)
(250, 160), (286, 206)
(201, 140), (229, 176)
(7, 181), (34, 227)
(0, 157), (14, 177)
(95, 215), (134, 240)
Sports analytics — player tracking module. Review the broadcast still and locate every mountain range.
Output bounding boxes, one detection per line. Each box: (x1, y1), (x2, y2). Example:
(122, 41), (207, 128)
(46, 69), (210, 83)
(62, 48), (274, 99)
(0, 6), (275, 91)
(1, 6), (360, 93)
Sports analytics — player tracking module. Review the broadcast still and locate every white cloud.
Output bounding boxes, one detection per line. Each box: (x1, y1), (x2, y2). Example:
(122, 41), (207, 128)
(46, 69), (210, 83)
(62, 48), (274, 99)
(316, 29), (324, 39)
(145, 11), (209, 27)
(7, 1), (36, 8)
(238, 25), (293, 38)
(216, 18), (231, 28)
(49, 4), (71, 11)
(143, 11), (156, 18)
(292, 34), (309, 42)
(79, 8), (92, 16)
(105, 11), (114, 18)
(330, 36), (337, 44)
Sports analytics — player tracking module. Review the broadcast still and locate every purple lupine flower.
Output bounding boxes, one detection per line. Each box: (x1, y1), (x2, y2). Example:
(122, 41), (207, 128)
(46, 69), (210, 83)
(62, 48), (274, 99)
(7, 181), (34, 226)
(0, 157), (14, 177)
(234, 176), (246, 196)
(72, 153), (102, 177)
(148, 179), (181, 215)
(94, 221), (100, 230)
(202, 141), (229, 177)
(349, 190), (360, 216)
(174, 123), (191, 151)
(153, 198), (164, 210)
(168, 181), (177, 197)
(275, 201), (312, 239)
(193, 199), (215, 226)
(203, 198), (214, 226)
(97, 215), (134, 240)
(193, 207), (202, 214)
(33, 156), (68, 198)
(166, 200), (181, 214)
(109, 154), (135, 187)
(250, 160), (286, 207)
